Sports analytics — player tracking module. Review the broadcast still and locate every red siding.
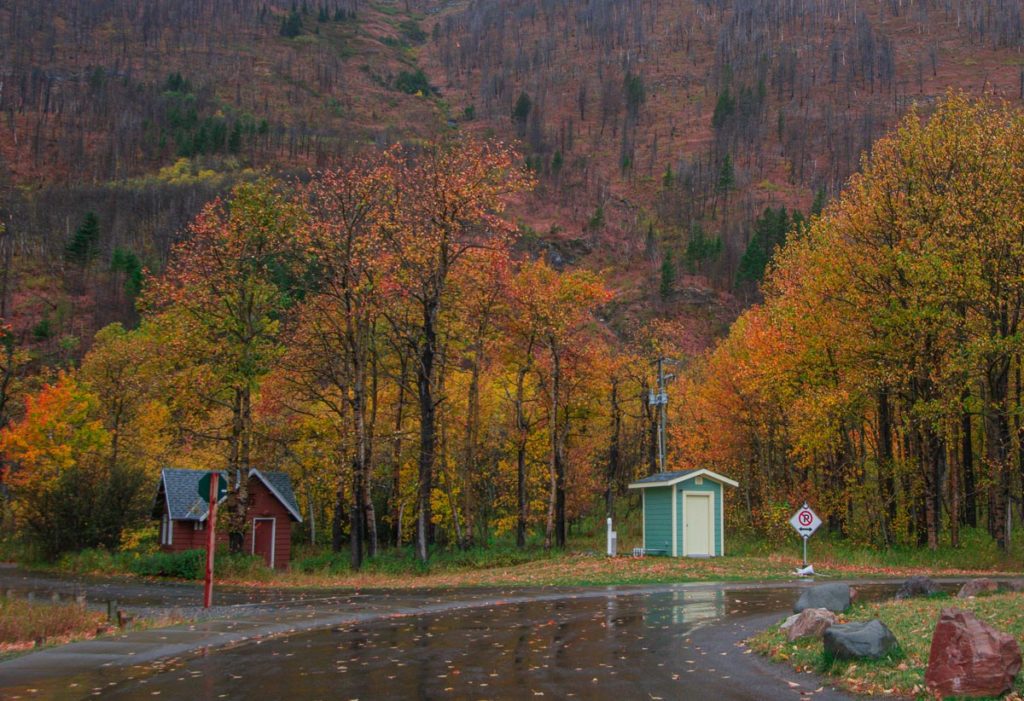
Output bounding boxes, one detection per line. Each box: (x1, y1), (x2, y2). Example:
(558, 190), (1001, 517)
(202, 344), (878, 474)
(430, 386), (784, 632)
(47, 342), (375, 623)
(242, 477), (293, 570)
(162, 520), (227, 553)
(158, 475), (294, 569)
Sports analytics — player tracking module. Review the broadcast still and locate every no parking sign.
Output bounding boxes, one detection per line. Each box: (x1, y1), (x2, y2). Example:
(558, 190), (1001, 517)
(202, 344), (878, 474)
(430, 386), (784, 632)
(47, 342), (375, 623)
(789, 503), (821, 538)
(789, 503), (821, 568)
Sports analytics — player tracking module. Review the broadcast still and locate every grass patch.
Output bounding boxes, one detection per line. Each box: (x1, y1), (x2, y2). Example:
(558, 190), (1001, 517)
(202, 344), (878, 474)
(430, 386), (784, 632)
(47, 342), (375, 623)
(749, 591), (1024, 697)
(729, 526), (1024, 572)
(291, 543), (556, 577)
(19, 524), (1024, 590)
(0, 595), (106, 655)
(53, 547), (272, 582)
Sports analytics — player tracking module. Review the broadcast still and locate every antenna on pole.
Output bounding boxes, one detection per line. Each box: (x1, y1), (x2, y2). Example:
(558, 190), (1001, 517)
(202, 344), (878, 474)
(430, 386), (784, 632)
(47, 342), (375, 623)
(648, 358), (674, 473)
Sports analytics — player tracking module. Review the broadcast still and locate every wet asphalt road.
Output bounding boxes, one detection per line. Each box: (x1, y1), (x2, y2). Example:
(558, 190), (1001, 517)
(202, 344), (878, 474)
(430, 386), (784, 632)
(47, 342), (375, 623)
(0, 567), (916, 700)
(82, 588), (856, 701)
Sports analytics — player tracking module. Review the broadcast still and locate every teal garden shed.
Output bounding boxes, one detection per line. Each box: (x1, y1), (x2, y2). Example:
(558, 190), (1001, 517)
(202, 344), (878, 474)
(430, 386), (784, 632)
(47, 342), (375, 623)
(628, 469), (738, 557)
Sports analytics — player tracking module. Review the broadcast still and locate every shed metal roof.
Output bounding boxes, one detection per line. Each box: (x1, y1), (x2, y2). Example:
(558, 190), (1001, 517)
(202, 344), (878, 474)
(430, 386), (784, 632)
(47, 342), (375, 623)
(628, 468), (739, 489)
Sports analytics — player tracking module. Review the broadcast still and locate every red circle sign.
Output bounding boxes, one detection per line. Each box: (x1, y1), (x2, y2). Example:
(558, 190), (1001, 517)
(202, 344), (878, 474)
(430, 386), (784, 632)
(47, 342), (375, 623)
(798, 511), (813, 526)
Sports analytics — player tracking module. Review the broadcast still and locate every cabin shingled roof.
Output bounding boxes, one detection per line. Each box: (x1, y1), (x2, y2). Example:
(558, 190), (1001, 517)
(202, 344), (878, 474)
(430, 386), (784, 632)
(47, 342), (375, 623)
(157, 468), (302, 522)
(158, 468), (229, 521)
(251, 469), (303, 522)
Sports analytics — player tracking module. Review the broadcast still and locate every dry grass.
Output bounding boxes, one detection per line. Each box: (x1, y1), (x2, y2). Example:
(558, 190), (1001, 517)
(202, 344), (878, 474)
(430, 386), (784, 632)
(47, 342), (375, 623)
(0, 595), (107, 656)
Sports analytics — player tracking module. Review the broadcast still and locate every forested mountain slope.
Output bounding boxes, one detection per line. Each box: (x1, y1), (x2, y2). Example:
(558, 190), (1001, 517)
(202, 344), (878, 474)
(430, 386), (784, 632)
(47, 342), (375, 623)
(0, 1), (446, 359)
(422, 0), (1023, 295)
(1, 0), (1022, 361)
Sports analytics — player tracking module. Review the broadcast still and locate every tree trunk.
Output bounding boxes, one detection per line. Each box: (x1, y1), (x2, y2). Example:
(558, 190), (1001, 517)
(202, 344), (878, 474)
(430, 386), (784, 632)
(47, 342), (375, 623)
(461, 341), (482, 549)
(226, 387), (250, 554)
(950, 429), (960, 548)
(514, 360), (531, 549)
(351, 366), (367, 569)
(332, 471), (347, 552)
(545, 344), (562, 549)
(365, 354), (379, 559)
(876, 389), (895, 544)
(922, 428), (943, 550)
(986, 355), (1013, 550)
(391, 354), (407, 547)
(416, 300), (438, 563)
(962, 392), (977, 528)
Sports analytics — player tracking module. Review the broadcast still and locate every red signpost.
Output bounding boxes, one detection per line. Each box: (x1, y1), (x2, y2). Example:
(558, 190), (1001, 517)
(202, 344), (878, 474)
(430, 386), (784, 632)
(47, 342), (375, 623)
(204, 472), (219, 609)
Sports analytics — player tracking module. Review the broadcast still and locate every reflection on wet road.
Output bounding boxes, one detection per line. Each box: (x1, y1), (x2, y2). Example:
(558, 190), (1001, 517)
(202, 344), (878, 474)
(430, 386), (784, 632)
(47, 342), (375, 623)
(39, 586), (842, 700)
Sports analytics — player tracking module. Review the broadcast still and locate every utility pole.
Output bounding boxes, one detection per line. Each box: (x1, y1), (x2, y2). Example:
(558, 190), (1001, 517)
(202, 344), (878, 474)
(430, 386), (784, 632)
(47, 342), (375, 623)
(648, 358), (672, 473)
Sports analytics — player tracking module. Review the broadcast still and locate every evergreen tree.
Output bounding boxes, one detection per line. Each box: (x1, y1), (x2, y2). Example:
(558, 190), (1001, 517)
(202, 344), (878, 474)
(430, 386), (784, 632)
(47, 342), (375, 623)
(395, 69), (431, 95)
(735, 206), (794, 286)
(111, 248), (143, 297)
(684, 222), (722, 272)
(280, 10), (302, 37)
(65, 212), (101, 266)
(811, 187), (828, 216)
(659, 249), (677, 300)
(717, 153), (735, 192)
(711, 88), (735, 130)
(228, 121), (243, 154)
(586, 202), (605, 232)
(551, 150), (563, 175)
(512, 92), (532, 123)
(624, 72), (646, 119)
(644, 222), (657, 259)
(662, 163), (674, 188)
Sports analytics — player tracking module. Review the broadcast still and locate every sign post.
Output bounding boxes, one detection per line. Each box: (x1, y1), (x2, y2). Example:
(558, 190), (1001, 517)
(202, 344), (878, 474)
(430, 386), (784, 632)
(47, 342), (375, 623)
(788, 502), (822, 567)
(197, 472), (226, 609)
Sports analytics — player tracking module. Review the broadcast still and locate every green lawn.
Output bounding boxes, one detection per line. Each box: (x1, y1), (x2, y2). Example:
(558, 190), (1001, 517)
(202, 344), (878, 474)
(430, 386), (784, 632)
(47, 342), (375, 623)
(13, 525), (1024, 589)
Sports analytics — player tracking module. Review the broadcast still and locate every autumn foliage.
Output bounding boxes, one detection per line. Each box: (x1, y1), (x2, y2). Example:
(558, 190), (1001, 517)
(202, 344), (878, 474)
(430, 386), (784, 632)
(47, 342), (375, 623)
(673, 94), (1024, 550)
(7, 96), (1024, 563)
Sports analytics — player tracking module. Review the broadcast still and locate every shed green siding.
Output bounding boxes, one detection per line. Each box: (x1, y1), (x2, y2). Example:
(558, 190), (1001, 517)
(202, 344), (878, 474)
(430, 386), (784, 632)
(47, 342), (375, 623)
(676, 480), (722, 556)
(643, 486), (673, 554)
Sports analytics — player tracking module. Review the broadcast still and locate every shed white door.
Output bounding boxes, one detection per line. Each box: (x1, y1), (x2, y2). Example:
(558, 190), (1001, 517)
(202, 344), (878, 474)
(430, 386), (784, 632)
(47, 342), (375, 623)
(683, 493), (713, 556)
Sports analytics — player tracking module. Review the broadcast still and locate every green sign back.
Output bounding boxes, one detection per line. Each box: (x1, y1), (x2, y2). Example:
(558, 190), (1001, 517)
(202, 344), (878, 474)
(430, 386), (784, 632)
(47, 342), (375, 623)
(197, 472), (228, 501)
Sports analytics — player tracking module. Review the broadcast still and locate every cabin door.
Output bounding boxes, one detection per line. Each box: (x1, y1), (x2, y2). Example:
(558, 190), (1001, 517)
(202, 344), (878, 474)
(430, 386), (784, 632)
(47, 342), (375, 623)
(683, 493), (713, 556)
(253, 518), (276, 567)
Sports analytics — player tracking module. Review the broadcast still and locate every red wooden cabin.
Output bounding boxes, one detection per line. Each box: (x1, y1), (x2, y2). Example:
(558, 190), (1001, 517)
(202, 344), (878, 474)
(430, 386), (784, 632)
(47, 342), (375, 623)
(153, 468), (302, 570)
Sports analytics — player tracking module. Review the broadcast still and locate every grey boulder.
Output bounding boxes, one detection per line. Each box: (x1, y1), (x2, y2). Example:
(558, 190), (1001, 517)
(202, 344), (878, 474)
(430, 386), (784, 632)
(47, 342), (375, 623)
(895, 576), (941, 600)
(824, 619), (899, 660)
(785, 607), (838, 642)
(957, 578), (998, 599)
(794, 583), (852, 613)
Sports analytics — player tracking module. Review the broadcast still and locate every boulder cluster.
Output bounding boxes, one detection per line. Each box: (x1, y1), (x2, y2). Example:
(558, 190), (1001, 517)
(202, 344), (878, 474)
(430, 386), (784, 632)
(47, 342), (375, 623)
(776, 579), (1023, 699)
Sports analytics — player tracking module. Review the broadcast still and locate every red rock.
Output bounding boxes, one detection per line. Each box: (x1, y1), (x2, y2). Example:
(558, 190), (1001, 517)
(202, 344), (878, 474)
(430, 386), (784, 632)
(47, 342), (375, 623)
(785, 608), (838, 642)
(957, 578), (998, 599)
(925, 608), (1021, 698)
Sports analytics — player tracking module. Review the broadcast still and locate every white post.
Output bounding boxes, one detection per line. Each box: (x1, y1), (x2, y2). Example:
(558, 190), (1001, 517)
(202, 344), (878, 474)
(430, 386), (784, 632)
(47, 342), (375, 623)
(607, 517), (613, 557)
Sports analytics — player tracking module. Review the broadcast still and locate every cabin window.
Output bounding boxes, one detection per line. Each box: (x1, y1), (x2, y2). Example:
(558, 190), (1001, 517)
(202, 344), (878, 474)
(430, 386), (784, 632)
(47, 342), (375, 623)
(160, 512), (173, 545)
(695, 476), (703, 485)
(193, 521), (205, 531)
